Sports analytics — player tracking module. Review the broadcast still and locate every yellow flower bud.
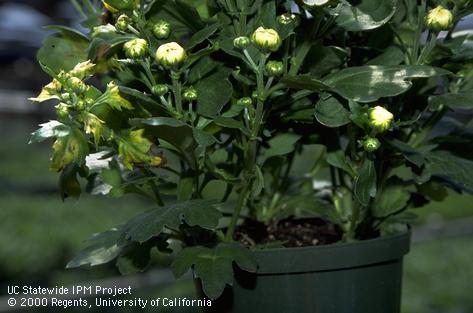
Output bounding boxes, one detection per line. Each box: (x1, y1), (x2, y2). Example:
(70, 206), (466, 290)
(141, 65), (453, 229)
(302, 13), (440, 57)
(368, 106), (393, 132)
(251, 27), (282, 52)
(425, 6), (453, 32)
(155, 42), (187, 67)
(124, 38), (148, 59)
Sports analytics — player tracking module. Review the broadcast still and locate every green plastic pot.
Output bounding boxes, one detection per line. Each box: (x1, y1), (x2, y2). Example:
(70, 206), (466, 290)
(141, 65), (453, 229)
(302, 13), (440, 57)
(204, 231), (411, 313)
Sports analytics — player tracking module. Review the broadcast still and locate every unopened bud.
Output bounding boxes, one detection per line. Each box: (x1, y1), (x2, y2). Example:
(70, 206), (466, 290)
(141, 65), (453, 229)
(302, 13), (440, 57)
(277, 13), (300, 26)
(155, 42), (187, 67)
(233, 36), (250, 49)
(237, 97), (253, 107)
(153, 20), (171, 39)
(124, 38), (148, 59)
(55, 103), (69, 120)
(265, 61), (284, 76)
(362, 137), (381, 152)
(152, 84), (169, 96)
(425, 6), (453, 32)
(251, 27), (282, 52)
(66, 77), (87, 94)
(368, 106), (393, 132)
(115, 14), (131, 31)
(182, 86), (198, 101)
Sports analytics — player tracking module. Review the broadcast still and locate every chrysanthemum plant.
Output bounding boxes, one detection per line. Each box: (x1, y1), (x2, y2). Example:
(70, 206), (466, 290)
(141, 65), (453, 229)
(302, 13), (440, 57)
(31, 0), (473, 299)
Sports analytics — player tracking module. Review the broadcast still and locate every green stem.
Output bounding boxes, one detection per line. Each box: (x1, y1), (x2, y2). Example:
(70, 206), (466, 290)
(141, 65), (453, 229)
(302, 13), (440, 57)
(225, 53), (268, 240)
(417, 32), (437, 65)
(171, 71), (183, 115)
(412, 0), (427, 62)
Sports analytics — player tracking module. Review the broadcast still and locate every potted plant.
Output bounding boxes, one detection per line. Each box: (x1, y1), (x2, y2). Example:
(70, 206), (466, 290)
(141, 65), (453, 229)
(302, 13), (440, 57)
(30, 0), (473, 312)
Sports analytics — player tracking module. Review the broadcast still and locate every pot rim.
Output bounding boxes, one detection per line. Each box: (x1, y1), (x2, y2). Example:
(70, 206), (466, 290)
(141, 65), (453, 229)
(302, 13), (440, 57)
(251, 230), (411, 274)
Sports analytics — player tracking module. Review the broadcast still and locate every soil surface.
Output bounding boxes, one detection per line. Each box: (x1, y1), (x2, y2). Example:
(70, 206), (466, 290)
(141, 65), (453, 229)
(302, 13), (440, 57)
(234, 218), (343, 248)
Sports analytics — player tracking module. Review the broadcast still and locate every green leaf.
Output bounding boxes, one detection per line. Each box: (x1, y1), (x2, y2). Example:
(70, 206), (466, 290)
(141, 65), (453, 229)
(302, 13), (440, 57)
(261, 134), (301, 163)
(50, 128), (89, 171)
(366, 46), (405, 66)
(214, 117), (250, 135)
(307, 45), (347, 77)
(327, 151), (355, 177)
(193, 128), (217, 147)
(315, 95), (351, 127)
(252, 165), (265, 197)
(388, 139), (427, 167)
(44, 25), (89, 40)
(132, 117), (198, 168)
(323, 65), (450, 103)
(354, 159), (377, 206)
(186, 23), (220, 50)
(177, 177), (194, 201)
(67, 229), (126, 268)
(37, 32), (89, 74)
(172, 243), (257, 299)
(30, 121), (70, 143)
(188, 57), (220, 84)
(196, 70), (233, 117)
(428, 151), (473, 192)
(336, 0), (398, 31)
(116, 242), (153, 275)
(429, 92), (473, 111)
(372, 184), (410, 218)
(124, 200), (222, 243)
(59, 164), (82, 200)
(134, 117), (186, 127)
(282, 75), (331, 92)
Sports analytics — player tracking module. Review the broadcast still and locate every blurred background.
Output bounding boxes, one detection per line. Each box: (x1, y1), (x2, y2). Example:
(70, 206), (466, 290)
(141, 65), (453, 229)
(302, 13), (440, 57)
(0, 1), (472, 312)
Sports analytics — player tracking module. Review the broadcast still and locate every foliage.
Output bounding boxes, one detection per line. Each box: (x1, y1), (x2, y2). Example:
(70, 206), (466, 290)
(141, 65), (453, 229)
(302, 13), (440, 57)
(31, 0), (473, 299)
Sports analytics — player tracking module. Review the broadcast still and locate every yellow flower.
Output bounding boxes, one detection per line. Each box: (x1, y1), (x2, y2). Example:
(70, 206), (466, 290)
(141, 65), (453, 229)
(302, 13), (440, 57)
(425, 6), (453, 31)
(124, 38), (148, 59)
(155, 42), (187, 67)
(251, 27), (281, 52)
(368, 106), (393, 132)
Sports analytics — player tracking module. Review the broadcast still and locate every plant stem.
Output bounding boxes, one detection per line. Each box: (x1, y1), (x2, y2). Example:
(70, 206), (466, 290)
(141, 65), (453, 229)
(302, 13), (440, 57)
(225, 53), (268, 240)
(225, 183), (250, 240)
(171, 71), (183, 116)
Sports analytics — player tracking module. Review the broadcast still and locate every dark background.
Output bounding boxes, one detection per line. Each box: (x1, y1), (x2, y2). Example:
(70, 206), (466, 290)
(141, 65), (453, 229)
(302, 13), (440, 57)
(0, 1), (472, 312)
